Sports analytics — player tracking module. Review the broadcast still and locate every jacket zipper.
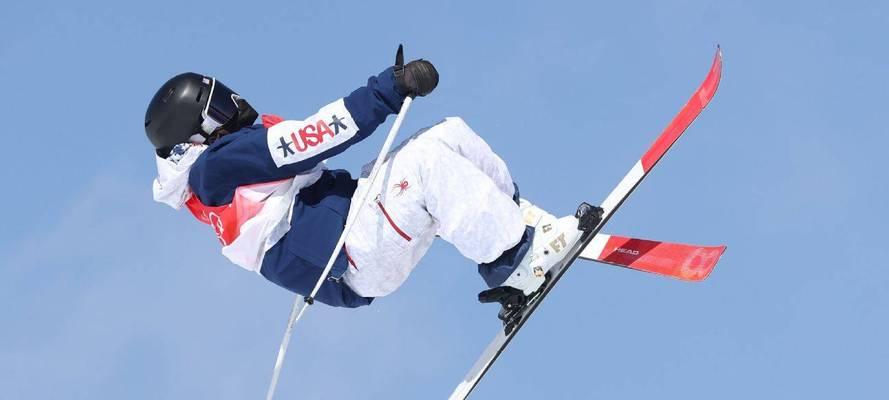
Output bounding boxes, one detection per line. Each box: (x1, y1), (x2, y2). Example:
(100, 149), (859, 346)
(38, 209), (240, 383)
(375, 195), (412, 242)
(343, 244), (358, 270)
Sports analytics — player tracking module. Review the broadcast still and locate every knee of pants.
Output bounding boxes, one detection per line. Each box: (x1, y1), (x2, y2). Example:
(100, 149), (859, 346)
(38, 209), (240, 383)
(418, 117), (479, 147)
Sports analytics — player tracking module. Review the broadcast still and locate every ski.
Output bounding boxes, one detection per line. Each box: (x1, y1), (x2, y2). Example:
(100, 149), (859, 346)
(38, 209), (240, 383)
(448, 46), (723, 399)
(580, 234), (726, 281)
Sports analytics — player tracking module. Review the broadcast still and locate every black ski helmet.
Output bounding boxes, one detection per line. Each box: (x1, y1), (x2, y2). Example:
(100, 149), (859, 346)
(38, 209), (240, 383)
(144, 72), (245, 156)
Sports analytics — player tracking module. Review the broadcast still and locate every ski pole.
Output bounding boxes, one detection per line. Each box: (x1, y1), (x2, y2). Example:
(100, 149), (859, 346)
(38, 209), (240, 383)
(265, 96), (414, 400)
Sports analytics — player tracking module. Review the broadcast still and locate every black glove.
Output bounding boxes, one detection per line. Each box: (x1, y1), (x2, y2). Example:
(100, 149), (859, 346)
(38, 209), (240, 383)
(393, 44), (439, 97)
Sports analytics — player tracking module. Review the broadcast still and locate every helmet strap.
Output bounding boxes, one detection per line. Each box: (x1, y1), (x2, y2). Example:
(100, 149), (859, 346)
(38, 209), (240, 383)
(188, 132), (210, 144)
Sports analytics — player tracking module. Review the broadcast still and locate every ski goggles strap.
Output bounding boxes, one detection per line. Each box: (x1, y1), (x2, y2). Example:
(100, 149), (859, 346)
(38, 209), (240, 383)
(200, 76), (241, 135)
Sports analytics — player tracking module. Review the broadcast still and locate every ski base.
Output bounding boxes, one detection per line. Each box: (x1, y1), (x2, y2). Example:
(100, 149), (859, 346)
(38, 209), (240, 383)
(580, 234), (726, 281)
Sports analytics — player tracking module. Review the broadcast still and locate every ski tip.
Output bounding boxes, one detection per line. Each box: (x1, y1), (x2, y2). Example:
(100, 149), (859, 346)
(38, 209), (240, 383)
(682, 244), (726, 282)
(696, 45), (723, 107)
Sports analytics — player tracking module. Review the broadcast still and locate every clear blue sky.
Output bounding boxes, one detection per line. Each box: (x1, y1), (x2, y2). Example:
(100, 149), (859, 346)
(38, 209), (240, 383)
(2, 1), (887, 399)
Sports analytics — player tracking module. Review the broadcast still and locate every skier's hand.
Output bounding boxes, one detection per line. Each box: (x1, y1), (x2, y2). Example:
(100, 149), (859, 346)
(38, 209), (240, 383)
(393, 44), (438, 97)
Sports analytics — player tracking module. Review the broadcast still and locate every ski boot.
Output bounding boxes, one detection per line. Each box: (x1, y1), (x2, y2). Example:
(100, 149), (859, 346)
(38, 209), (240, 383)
(479, 201), (603, 333)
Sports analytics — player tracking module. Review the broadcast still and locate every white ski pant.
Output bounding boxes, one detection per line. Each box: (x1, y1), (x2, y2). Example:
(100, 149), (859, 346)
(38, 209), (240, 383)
(343, 117), (526, 297)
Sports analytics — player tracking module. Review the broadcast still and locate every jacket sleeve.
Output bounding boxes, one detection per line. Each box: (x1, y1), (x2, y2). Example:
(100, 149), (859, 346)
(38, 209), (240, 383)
(260, 249), (374, 308)
(190, 67), (406, 206)
(280, 259), (375, 308)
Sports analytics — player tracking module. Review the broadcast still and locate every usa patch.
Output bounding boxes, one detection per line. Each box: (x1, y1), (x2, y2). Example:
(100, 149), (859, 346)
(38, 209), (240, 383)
(266, 98), (358, 167)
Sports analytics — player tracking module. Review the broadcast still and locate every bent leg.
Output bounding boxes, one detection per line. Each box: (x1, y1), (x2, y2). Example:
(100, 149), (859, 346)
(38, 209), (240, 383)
(418, 140), (525, 263)
(395, 117), (517, 197)
(343, 127), (525, 297)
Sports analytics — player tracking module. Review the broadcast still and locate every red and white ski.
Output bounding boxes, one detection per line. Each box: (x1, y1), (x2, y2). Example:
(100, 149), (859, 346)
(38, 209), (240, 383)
(449, 46), (723, 399)
(580, 234), (726, 281)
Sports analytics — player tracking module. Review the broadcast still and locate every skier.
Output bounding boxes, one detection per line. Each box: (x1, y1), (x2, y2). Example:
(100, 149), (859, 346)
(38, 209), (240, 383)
(146, 47), (585, 308)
